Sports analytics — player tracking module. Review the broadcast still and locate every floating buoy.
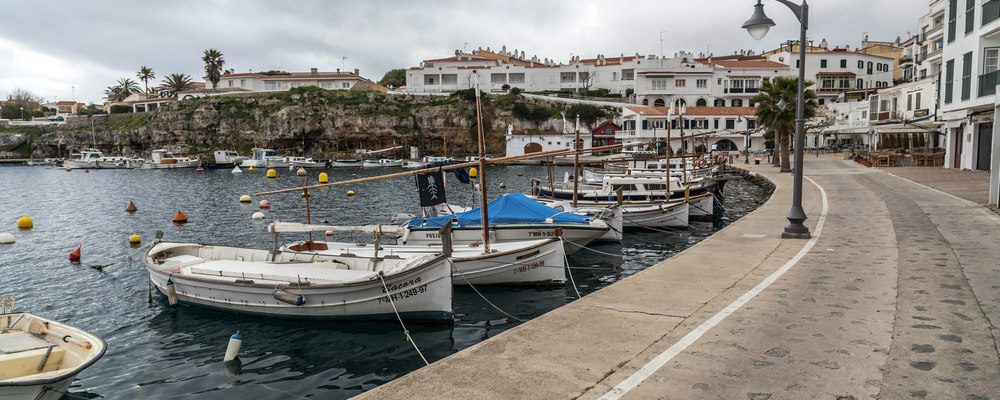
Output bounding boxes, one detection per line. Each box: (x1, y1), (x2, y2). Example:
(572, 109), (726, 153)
(251, 212), (265, 220)
(166, 278), (178, 306)
(224, 331), (243, 362)
(231, 166), (242, 174)
(172, 211), (189, 224)
(318, 172), (329, 183)
(288, 165), (295, 171)
(517, 173), (523, 177)
(125, 200), (138, 213)
(16, 217), (33, 230)
(469, 167), (478, 178)
(84, 169), (90, 173)
(65, 165), (72, 171)
(346, 190), (356, 197)
(128, 233), (141, 246)
(248, 166), (255, 172)
(239, 195), (252, 203)
(266, 169), (277, 178)
(0, 232), (14, 244)
(68, 245), (81, 262)
(258, 200), (271, 209)
(296, 167), (307, 176)
(498, 182), (507, 189)
(324, 230), (333, 236)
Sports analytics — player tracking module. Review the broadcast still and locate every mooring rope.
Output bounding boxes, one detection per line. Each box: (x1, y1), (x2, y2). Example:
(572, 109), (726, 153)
(451, 265), (523, 322)
(376, 272), (429, 366)
(563, 239), (625, 258)
(563, 247), (582, 299)
(620, 216), (685, 234)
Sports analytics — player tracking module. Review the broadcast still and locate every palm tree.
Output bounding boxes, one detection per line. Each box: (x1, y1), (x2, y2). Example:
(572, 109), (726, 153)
(202, 48), (225, 89)
(159, 73), (195, 98)
(753, 76), (818, 173)
(103, 78), (141, 102)
(137, 66), (155, 94)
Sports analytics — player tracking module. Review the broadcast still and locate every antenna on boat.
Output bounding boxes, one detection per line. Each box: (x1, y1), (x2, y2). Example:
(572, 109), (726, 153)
(473, 77), (490, 253)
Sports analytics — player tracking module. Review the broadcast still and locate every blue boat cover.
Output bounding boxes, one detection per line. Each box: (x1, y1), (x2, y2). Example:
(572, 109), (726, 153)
(407, 193), (592, 228)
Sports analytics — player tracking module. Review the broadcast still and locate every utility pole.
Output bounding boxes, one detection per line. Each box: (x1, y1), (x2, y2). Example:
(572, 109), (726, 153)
(659, 30), (669, 58)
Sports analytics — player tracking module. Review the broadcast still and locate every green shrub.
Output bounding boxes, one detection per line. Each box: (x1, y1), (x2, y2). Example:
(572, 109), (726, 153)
(109, 105), (132, 114)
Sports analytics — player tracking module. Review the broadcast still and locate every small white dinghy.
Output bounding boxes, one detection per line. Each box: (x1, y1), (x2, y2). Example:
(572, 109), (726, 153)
(0, 302), (106, 400)
(273, 222), (568, 285)
(144, 241), (454, 321)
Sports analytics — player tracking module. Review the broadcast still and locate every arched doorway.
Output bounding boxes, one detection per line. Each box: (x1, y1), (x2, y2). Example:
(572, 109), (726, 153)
(653, 98), (665, 107)
(713, 139), (739, 151)
(675, 99), (687, 108)
(524, 142), (542, 154)
(696, 98), (708, 107)
(641, 98), (649, 106)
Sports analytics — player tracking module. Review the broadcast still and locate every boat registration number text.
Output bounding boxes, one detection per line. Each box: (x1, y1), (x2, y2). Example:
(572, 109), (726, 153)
(378, 284), (428, 304)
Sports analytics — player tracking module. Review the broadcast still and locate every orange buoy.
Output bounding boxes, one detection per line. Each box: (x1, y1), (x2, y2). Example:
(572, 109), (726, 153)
(172, 211), (189, 224)
(69, 245), (81, 262)
(125, 201), (138, 213)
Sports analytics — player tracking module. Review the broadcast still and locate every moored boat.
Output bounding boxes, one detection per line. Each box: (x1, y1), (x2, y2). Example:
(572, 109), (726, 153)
(288, 157), (326, 169)
(203, 150), (248, 169)
(332, 159), (363, 168)
(136, 149), (201, 169)
(362, 159), (403, 168)
(63, 148), (138, 169)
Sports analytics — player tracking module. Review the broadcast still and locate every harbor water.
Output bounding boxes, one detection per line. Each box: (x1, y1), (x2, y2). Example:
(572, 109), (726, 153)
(0, 164), (770, 399)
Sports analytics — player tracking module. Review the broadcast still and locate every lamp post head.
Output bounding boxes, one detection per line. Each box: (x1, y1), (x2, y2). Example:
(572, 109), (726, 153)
(743, 0), (776, 41)
(777, 96), (789, 111)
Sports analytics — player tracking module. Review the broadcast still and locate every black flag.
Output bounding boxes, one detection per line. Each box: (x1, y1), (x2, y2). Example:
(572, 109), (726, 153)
(417, 170), (447, 206)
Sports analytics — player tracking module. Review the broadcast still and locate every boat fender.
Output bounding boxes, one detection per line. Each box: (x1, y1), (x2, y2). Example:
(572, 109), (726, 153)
(273, 289), (305, 306)
(166, 279), (178, 306)
(224, 330), (242, 362)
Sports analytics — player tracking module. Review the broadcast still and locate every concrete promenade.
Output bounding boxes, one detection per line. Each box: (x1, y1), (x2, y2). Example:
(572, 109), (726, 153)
(357, 156), (1000, 400)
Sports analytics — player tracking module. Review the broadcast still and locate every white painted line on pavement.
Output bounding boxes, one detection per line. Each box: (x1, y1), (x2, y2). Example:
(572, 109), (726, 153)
(598, 176), (830, 400)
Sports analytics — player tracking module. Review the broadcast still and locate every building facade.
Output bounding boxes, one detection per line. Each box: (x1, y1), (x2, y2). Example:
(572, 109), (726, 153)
(616, 105), (764, 154)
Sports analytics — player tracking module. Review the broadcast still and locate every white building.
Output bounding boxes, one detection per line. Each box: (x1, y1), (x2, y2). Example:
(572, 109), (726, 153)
(765, 46), (896, 105)
(617, 105), (765, 154)
(868, 76), (942, 149)
(814, 100), (873, 148)
(183, 68), (382, 100)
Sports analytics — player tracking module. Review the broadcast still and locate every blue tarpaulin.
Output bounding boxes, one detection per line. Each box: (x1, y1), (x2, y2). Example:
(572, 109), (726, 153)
(408, 193), (592, 228)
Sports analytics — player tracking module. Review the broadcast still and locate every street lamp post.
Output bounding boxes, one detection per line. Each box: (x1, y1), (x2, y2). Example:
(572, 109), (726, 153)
(743, 0), (811, 239)
(20, 107), (25, 121)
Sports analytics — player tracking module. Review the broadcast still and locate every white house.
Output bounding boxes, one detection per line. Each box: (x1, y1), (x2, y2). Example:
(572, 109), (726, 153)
(186, 68), (382, 100)
(765, 45), (896, 104)
(617, 105), (765, 154)
(815, 100), (873, 148)
(868, 76), (942, 149)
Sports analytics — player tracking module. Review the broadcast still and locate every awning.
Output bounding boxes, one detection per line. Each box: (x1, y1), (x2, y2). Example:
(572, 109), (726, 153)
(874, 123), (936, 134)
(940, 120), (964, 129)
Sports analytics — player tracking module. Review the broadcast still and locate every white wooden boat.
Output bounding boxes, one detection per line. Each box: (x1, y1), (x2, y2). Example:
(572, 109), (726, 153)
(362, 159), (403, 168)
(63, 148), (138, 169)
(332, 159), (363, 168)
(240, 148), (289, 168)
(288, 157), (326, 168)
(25, 158), (61, 166)
(619, 201), (689, 229)
(0, 311), (106, 400)
(528, 199), (624, 240)
(402, 160), (429, 169)
(136, 149), (201, 169)
(203, 150), (248, 169)
(144, 242), (454, 321)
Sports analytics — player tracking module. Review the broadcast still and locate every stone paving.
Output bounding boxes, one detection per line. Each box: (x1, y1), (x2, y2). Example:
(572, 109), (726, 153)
(885, 166), (992, 205)
(356, 158), (1000, 400)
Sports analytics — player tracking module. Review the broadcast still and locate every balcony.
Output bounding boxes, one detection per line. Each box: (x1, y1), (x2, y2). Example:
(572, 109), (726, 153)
(984, 0), (1000, 26)
(725, 88), (744, 94)
(723, 87), (758, 94)
(978, 70), (1000, 97)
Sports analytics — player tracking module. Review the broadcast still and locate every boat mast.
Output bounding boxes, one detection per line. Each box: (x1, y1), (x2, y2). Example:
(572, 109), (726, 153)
(572, 115), (580, 208)
(91, 118), (97, 149)
(302, 176), (313, 245)
(665, 111), (672, 196)
(473, 80), (490, 253)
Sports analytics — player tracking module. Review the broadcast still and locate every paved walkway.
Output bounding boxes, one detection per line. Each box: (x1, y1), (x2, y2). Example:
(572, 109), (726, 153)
(885, 166), (992, 205)
(356, 158), (1000, 400)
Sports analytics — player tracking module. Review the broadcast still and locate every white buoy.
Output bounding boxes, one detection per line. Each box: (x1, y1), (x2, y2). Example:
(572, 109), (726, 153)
(224, 330), (243, 362)
(231, 166), (243, 174)
(0, 232), (14, 244)
(251, 212), (265, 220)
(288, 164), (295, 171)
(166, 279), (178, 306)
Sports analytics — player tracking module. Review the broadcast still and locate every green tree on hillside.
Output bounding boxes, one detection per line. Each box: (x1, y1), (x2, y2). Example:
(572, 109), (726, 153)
(378, 68), (406, 88)
(137, 66), (155, 94)
(202, 48), (225, 89)
(160, 73), (195, 98)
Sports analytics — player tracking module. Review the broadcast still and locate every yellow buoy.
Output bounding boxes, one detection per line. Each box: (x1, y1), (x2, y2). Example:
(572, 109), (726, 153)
(469, 167), (478, 178)
(296, 167), (307, 176)
(346, 190), (356, 197)
(16, 217), (33, 230)
(239, 194), (252, 203)
(128, 233), (142, 245)
(248, 166), (255, 172)
(318, 172), (329, 183)
(266, 169), (277, 178)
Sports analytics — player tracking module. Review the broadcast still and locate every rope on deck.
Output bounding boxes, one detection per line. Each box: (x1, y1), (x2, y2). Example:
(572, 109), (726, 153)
(376, 272), (429, 366)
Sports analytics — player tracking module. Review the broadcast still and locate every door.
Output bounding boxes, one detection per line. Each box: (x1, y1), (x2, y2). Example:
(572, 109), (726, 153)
(953, 127), (964, 168)
(977, 123), (993, 171)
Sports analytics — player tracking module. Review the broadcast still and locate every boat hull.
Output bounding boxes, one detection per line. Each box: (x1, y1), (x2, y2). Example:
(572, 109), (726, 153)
(137, 159), (201, 169)
(0, 313), (107, 399)
(401, 224), (607, 256)
(332, 160), (362, 168)
(63, 160), (135, 169)
(622, 202), (689, 229)
(686, 193), (716, 218)
(0, 376), (75, 400)
(291, 161), (327, 168)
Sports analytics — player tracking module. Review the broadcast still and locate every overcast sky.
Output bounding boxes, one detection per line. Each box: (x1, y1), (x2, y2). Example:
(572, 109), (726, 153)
(0, 0), (923, 104)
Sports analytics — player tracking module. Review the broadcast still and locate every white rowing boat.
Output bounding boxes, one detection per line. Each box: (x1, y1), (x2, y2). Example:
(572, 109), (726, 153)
(144, 242), (454, 321)
(0, 308), (106, 400)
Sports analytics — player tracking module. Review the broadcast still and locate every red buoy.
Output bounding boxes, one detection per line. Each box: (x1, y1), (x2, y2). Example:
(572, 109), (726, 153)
(259, 200), (271, 209)
(125, 200), (138, 213)
(69, 245), (81, 262)
(172, 211), (189, 224)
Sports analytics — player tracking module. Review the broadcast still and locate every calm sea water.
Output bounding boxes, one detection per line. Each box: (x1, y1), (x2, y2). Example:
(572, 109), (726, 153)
(0, 164), (769, 399)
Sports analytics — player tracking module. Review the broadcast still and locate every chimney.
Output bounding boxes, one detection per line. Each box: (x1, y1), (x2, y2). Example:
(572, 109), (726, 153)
(310, 67), (318, 74)
(336, 68), (340, 73)
(353, 68), (359, 75)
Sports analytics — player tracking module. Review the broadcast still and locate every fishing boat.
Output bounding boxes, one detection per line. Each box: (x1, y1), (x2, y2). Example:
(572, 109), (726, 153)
(275, 223), (567, 285)
(362, 159), (404, 168)
(62, 148), (138, 169)
(402, 160), (428, 169)
(535, 174), (716, 203)
(144, 241), (454, 321)
(0, 306), (106, 400)
(203, 150), (248, 169)
(25, 158), (61, 166)
(136, 149), (201, 169)
(240, 148), (289, 168)
(331, 159), (363, 168)
(288, 157), (326, 169)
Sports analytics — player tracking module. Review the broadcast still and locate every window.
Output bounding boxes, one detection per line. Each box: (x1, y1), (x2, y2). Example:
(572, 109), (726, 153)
(441, 74), (458, 84)
(675, 79), (686, 87)
(696, 98), (708, 106)
(265, 82), (278, 91)
(820, 59), (828, 68)
(653, 98), (666, 107)
(944, 59), (955, 104)
(822, 79), (836, 88)
(508, 73), (525, 84)
(424, 74), (439, 85)
(731, 99), (743, 107)
(962, 52), (973, 100)
(342, 82), (350, 89)
(796, 59), (800, 68)
(725, 119), (735, 129)
(869, 95), (879, 120)
(612, 72), (618, 81)
(840, 59), (847, 68)
(228, 80), (233, 87)
(966, 0), (976, 34)
(714, 99), (726, 107)
(714, 119), (719, 129)
(491, 73), (506, 84)
(839, 79), (850, 88)
(651, 80), (668, 90)
(696, 79), (708, 88)
(747, 119), (756, 129)
(819, 98), (825, 105)
(858, 60), (865, 69)
(916, 92), (922, 109)
(560, 72), (576, 83)
(289, 82), (303, 88)
(321, 82), (334, 89)
(240, 79), (245, 87)
(857, 78), (864, 88)
(907, 94), (913, 110)
(622, 69), (635, 80)
(985, 48), (1000, 74)
(948, 0), (957, 42)
(578, 72), (590, 83)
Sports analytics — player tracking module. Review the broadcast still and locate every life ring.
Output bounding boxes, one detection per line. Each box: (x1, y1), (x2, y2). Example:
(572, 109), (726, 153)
(696, 158), (709, 168)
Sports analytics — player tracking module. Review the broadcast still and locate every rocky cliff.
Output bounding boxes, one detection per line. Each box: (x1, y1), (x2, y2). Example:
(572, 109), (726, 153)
(28, 87), (591, 158)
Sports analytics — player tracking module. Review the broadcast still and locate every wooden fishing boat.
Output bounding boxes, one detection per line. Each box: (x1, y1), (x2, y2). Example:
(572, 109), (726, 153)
(0, 309), (106, 400)
(136, 149), (201, 169)
(144, 241), (454, 321)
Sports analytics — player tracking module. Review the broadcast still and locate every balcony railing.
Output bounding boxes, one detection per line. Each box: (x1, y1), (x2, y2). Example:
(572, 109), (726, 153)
(725, 88), (745, 93)
(984, 0), (1000, 26)
(978, 70), (1000, 97)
